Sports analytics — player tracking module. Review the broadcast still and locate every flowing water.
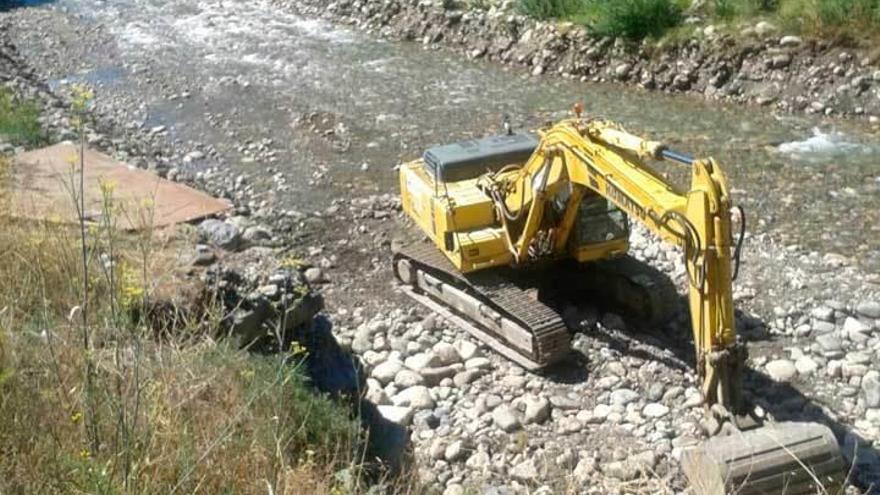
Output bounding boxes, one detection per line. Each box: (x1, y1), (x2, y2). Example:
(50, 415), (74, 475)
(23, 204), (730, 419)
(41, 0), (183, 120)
(11, 0), (880, 270)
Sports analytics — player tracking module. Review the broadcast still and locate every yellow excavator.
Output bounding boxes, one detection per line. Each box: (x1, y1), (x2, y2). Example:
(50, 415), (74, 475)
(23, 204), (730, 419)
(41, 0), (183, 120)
(393, 105), (845, 494)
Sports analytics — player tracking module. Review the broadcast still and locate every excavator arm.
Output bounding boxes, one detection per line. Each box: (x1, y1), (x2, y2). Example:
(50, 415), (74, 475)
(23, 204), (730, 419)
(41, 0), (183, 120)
(478, 117), (743, 415)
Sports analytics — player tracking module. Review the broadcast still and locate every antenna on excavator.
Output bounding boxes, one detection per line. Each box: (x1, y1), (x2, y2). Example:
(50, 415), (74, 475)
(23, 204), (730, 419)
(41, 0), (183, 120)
(502, 114), (512, 135)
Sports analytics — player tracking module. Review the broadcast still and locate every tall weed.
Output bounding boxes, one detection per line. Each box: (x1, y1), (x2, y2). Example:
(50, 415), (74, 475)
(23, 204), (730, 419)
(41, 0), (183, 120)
(0, 87), (45, 146)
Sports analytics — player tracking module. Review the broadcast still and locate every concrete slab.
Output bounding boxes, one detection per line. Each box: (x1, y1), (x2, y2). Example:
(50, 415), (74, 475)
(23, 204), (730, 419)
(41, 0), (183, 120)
(7, 142), (229, 230)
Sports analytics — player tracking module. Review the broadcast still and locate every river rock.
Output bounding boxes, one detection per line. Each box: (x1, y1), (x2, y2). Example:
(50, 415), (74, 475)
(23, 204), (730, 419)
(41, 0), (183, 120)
(573, 456), (597, 483)
(844, 317), (871, 334)
(510, 458), (539, 481)
(351, 332), (372, 354)
(453, 369), (483, 387)
(365, 378), (389, 405)
(596, 375), (621, 390)
(754, 21), (777, 36)
(465, 357), (492, 370)
(421, 365), (459, 386)
(405, 351), (441, 371)
(392, 385), (434, 410)
(863, 371), (880, 408)
(395, 369), (425, 387)
(558, 416), (584, 434)
(779, 35), (802, 47)
(812, 306), (835, 322)
(602, 450), (656, 481)
(592, 403), (612, 421)
(610, 388), (640, 406)
(847, 351), (872, 365)
(550, 395), (581, 410)
(646, 382), (666, 401)
(795, 356), (819, 376)
(304, 267), (326, 284)
(856, 301), (880, 319)
(827, 359), (843, 379)
(766, 359), (798, 382)
(614, 63), (632, 79)
(428, 439), (446, 460)
(523, 396), (551, 424)
(433, 342), (461, 365)
(492, 405), (522, 432)
(770, 53), (791, 69)
(444, 439), (470, 462)
(190, 244), (216, 266)
(242, 225), (272, 244)
(198, 219), (241, 251)
(642, 402), (670, 418)
(377, 405), (414, 426)
(843, 362), (869, 378)
(443, 485), (464, 495)
(372, 360), (403, 385)
(813, 320), (836, 334)
(816, 333), (844, 357)
(454, 339), (480, 360)
(466, 450), (491, 471)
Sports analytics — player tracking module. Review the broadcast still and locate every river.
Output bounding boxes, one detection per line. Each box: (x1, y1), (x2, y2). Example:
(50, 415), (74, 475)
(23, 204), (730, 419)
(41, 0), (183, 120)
(9, 0), (880, 270)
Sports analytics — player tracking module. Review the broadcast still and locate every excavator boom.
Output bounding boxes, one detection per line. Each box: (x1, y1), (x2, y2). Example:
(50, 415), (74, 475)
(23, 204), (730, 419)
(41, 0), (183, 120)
(393, 110), (844, 494)
(481, 118), (742, 413)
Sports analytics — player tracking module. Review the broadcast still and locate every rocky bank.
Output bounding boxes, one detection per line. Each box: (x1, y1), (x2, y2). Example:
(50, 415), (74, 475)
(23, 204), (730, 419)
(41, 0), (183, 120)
(281, 0), (880, 123)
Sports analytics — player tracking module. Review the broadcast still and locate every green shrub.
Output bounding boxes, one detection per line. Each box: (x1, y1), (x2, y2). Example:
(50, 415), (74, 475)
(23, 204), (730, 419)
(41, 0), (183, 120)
(590, 0), (684, 39)
(0, 88), (45, 147)
(779, 0), (880, 34)
(712, 0), (738, 18)
(814, 0), (880, 27)
(516, 0), (585, 19)
(711, 0), (777, 18)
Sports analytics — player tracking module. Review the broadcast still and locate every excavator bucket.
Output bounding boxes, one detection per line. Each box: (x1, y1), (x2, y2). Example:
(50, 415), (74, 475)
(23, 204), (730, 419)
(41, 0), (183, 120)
(681, 422), (845, 495)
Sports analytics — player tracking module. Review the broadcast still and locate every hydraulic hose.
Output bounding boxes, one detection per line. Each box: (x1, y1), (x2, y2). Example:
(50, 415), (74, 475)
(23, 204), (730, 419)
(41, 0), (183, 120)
(659, 148), (695, 165)
(731, 206), (746, 281)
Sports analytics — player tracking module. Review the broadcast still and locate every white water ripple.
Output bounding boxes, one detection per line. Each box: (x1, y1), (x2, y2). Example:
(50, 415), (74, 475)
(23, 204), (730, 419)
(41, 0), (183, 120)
(96, 0), (354, 61)
(778, 127), (872, 156)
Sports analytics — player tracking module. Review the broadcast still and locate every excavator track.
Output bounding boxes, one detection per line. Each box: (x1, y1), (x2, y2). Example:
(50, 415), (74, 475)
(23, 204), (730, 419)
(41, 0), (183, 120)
(557, 255), (680, 326)
(393, 241), (570, 370)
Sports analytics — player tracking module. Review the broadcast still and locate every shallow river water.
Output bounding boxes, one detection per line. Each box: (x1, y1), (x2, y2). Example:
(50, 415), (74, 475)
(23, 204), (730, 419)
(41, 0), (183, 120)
(11, 0), (880, 270)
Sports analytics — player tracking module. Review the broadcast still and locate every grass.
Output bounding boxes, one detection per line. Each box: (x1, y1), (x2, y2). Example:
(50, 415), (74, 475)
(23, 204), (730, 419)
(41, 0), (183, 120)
(515, 0), (880, 41)
(0, 87), (46, 147)
(516, 0), (586, 19)
(0, 326), (360, 494)
(0, 135), (390, 493)
(777, 0), (880, 37)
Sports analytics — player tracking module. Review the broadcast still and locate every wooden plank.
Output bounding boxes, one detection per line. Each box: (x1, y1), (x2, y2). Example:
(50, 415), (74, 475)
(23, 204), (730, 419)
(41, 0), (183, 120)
(7, 142), (230, 230)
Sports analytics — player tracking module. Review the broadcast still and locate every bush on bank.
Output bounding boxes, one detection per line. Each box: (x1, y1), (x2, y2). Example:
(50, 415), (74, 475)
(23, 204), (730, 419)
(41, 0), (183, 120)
(515, 0), (880, 40)
(0, 87), (45, 146)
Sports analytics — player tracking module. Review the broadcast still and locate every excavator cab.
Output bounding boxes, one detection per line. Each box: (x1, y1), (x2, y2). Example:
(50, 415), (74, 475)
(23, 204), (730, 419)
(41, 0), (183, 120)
(568, 193), (630, 262)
